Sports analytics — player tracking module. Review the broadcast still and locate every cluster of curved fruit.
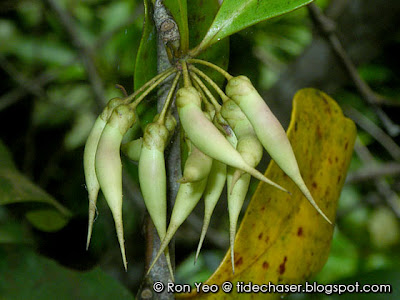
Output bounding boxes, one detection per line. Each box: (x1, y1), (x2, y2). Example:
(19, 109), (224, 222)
(83, 59), (331, 278)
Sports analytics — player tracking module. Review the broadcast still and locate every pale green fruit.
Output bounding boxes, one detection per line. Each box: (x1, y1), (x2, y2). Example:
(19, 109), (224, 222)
(95, 104), (135, 270)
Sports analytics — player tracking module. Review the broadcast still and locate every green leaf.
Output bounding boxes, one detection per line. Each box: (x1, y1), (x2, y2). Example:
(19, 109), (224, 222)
(134, 0), (158, 128)
(192, 0), (313, 55)
(134, 0), (157, 92)
(164, 0), (189, 53)
(25, 209), (69, 232)
(0, 139), (71, 232)
(0, 246), (134, 299)
(188, 0), (229, 88)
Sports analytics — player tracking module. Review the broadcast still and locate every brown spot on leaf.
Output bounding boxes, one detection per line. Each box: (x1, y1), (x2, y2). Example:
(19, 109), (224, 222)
(262, 261), (269, 269)
(345, 141), (349, 150)
(335, 156), (338, 163)
(258, 232), (263, 240)
(312, 182), (317, 189)
(278, 256), (287, 275)
(328, 157), (332, 164)
(261, 205), (265, 211)
(297, 227), (303, 236)
(316, 125), (322, 139)
(337, 175), (342, 183)
(320, 92), (328, 105)
(235, 256), (243, 266)
(265, 235), (270, 243)
(295, 122), (298, 131)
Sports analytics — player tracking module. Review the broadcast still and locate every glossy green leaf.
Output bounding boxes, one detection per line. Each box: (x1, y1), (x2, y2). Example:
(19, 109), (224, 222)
(192, 0), (313, 55)
(0, 139), (71, 231)
(134, 0), (158, 128)
(134, 0), (157, 92)
(0, 246), (134, 299)
(188, 0), (229, 89)
(181, 89), (356, 299)
(164, 0), (189, 53)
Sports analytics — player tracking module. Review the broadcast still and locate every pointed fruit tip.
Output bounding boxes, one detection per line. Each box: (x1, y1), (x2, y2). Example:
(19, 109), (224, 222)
(87, 197), (98, 251)
(147, 254), (160, 276)
(194, 238), (203, 265)
(147, 243), (166, 276)
(246, 165), (289, 194)
(299, 183), (333, 225)
(308, 199), (332, 225)
(267, 179), (289, 195)
(194, 246), (201, 265)
(230, 246), (235, 275)
(229, 226), (236, 275)
(322, 212), (333, 225)
(123, 260), (128, 272)
(86, 228), (91, 250)
(165, 250), (175, 281)
(196, 216), (212, 264)
(114, 214), (128, 272)
(119, 243), (128, 272)
(86, 220), (94, 251)
(304, 196), (332, 224)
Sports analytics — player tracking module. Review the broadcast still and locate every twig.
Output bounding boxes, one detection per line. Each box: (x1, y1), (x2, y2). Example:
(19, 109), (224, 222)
(44, 0), (107, 109)
(345, 106), (400, 161)
(308, 3), (400, 137)
(137, 1), (178, 299)
(153, 0), (180, 58)
(354, 138), (400, 219)
(346, 162), (400, 183)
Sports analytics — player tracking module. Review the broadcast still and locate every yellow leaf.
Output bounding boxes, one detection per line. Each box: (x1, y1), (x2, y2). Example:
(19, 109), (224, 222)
(179, 88), (356, 299)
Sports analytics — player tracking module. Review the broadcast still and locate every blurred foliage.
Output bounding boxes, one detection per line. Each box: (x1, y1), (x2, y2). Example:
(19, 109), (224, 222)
(0, 0), (399, 298)
(0, 245), (133, 299)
